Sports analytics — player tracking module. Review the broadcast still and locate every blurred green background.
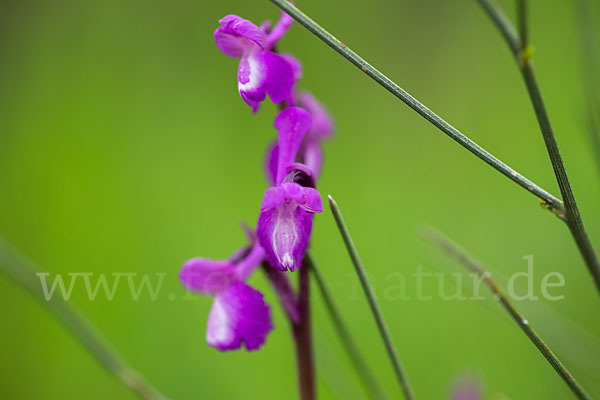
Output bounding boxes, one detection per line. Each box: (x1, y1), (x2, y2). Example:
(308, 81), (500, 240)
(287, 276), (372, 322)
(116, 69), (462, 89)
(1, 0), (600, 398)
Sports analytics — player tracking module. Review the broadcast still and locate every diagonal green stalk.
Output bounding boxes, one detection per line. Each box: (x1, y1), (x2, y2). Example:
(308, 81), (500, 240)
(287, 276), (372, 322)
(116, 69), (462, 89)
(477, 0), (600, 296)
(269, 0), (564, 216)
(328, 196), (414, 400)
(306, 254), (388, 400)
(0, 237), (167, 400)
(423, 227), (592, 400)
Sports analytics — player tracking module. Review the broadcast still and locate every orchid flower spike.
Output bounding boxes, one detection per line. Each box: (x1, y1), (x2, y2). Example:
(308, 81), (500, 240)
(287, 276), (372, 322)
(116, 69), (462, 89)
(258, 107), (323, 272)
(179, 239), (273, 351)
(214, 13), (295, 113)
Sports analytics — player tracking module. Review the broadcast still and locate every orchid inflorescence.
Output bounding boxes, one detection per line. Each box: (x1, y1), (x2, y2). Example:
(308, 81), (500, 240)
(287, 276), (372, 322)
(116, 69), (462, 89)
(179, 11), (333, 352)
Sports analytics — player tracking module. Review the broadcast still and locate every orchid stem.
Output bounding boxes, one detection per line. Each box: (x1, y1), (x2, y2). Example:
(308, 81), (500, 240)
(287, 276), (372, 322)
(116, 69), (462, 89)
(307, 254), (389, 400)
(477, 0), (600, 297)
(293, 259), (316, 400)
(328, 196), (414, 400)
(263, 262), (314, 399)
(0, 237), (166, 400)
(423, 227), (592, 400)
(268, 0), (564, 217)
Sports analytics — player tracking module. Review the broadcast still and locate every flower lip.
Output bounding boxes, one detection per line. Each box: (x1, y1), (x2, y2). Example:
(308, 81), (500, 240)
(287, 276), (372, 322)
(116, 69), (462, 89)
(257, 183), (323, 272)
(238, 50), (294, 113)
(207, 282), (273, 351)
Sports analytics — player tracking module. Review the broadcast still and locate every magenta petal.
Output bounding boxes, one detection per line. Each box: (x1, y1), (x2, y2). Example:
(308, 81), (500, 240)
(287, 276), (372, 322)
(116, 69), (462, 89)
(206, 282), (274, 351)
(299, 91), (334, 139)
(257, 183), (321, 272)
(264, 141), (279, 186)
(280, 53), (302, 81)
(301, 140), (324, 180)
(274, 107), (312, 184)
(260, 186), (286, 211)
(265, 11), (293, 49)
(260, 183), (322, 213)
(298, 185), (323, 213)
(238, 53), (267, 112)
(257, 205), (313, 272)
(179, 259), (236, 295)
(238, 50), (294, 113)
(215, 15), (266, 58)
(262, 51), (294, 104)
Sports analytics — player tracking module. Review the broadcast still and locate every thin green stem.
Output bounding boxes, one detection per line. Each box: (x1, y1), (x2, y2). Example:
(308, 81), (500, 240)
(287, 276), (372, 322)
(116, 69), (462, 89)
(328, 196), (414, 400)
(477, 0), (600, 296)
(269, 0), (564, 216)
(478, 0), (521, 54)
(306, 254), (388, 400)
(423, 227), (592, 400)
(0, 237), (166, 400)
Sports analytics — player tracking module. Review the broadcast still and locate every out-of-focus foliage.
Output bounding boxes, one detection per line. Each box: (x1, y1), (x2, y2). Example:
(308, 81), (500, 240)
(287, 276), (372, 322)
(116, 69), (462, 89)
(1, 0), (599, 398)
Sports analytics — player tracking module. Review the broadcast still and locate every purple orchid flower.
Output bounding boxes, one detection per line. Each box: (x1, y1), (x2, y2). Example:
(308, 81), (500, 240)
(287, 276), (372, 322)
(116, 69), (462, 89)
(260, 52), (333, 183)
(264, 89), (334, 184)
(295, 91), (334, 179)
(257, 107), (323, 272)
(297, 91), (334, 141)
(214, 13), (295, 113)
(179, 239), (273, 351)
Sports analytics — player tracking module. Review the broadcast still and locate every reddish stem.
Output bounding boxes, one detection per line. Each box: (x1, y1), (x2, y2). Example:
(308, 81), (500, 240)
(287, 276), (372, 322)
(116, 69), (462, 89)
(292, 261), (315, 400)
(262, 263), (300, 323)
(263, 261), (315, 400)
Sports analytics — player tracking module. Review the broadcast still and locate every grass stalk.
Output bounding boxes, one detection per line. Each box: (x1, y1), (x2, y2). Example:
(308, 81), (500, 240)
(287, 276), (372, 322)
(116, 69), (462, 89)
(0, 237), (167, 400)
(477, 0), (600, 296)
(423, 227), (592, 400)
(328, 196), (414, 400)
(269, 0), (564, 216)
(307, 254), (388, 400)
